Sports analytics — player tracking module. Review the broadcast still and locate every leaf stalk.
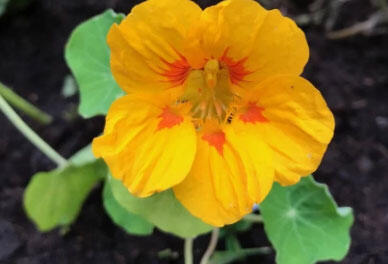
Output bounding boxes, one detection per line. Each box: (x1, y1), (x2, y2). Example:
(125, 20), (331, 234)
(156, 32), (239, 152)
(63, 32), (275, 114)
(0, 94), (67, 167)
(200, 228), (220, 264)
(184, 238), (194, 264)
(0, 82), (52, 124)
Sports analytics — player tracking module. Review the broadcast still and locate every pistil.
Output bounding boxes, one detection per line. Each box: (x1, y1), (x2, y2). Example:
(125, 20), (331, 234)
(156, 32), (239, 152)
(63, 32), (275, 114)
(204, 59), (219, 89)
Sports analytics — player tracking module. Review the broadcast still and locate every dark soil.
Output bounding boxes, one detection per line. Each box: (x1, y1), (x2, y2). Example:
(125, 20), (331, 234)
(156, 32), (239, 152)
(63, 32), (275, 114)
(0, 0), (387, 263)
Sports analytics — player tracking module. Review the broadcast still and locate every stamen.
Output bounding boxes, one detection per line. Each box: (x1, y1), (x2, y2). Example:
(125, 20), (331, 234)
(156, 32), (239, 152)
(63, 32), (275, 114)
(182, 57), (238, 126)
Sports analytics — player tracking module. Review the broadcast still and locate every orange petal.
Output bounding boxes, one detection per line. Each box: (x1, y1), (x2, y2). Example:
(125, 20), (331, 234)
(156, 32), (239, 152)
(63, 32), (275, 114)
(174, 123), (274, 226)
(93, 93), (196, 197)
(238, 75), (335, 185)
(108, 0), (202, 93)
(190, 0), (308, 88)
(244, 9), (309, 86)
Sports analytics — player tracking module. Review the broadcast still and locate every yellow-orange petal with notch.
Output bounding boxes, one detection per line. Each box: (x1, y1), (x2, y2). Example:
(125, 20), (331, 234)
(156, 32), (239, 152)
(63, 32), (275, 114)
(92, 94), (196, 197)
(108, 0), (202, 93)
(190, 0), (308, 88)
(238, 75), (335, 185)
(224, 122), (274, 204)
(173, 122), (274, 227)
(191, 0), (267, 62)
(245, 9), (309, 85)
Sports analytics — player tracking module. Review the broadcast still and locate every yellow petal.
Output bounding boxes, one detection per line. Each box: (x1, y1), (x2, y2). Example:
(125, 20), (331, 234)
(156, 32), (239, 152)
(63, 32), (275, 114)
(93, 94), (196, 197)
(238, 75), (335, 185)
(193, 0), (267, 60)
(190, 0), (308, 87)
(108, 0), (202, 93)
(174, 124), (274, 227)
(244, 9), (309, 85)
(225, 122), (274, 204)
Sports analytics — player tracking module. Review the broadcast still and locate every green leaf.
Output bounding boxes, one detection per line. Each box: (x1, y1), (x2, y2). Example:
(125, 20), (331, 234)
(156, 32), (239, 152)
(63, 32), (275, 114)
(69, 144), (96, 166)
(212, 233), (270, 264)
(65, 9), (125, 118)
(209, 247), (271, 264)
(225, 235), (242, 251)
(24, 146), (107, 231)
(260, 176), (354, 264)
(0, 0), (10, 16)
(0, 0), (29, 16)
(220, 218), (253, 238)
(103, 180), (154, 236)
(109, 176), (213, 238)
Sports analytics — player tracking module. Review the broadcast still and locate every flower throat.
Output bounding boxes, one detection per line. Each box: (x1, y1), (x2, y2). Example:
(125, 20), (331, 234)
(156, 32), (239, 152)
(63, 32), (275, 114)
(181, 59), (236, 123)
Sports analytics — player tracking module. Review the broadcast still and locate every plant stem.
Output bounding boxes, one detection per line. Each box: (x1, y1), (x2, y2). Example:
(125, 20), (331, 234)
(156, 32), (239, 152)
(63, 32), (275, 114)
(158, 249), (179, 260)
(326, 9), (388, 39)
(0, 94), (67, 167)
(200, 228), (220, 264)
(0, 82), (52, 125)
(184, 238), (194, 264)
(243, 213), (263, 223)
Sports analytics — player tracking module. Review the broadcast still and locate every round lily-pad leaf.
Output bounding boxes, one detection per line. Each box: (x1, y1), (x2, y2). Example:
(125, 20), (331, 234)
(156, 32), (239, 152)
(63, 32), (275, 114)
(24, 145), (106, 231)
(103, 181), (154, 236)
(24, 161), (106, 232)
(260, 176), (354, 264)
(65, 9), (125, 118)
(108, 176), (213, 238)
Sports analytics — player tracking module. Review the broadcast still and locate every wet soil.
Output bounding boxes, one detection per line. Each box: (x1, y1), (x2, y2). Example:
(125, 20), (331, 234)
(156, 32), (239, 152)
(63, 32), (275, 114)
(0, 0), (387, 263)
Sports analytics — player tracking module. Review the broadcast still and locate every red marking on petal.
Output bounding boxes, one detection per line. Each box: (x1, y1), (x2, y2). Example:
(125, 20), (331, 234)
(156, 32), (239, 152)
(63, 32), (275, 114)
(160, 55), (191, 86)
(220, 48), (252, 85)
(240, 103), (268, 123)
(157, 107), (184, 130)
(202, 131), (226, 155)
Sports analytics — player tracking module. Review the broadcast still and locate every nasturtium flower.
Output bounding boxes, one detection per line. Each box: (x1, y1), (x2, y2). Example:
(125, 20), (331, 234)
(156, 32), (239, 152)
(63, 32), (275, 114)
(92, 0), (335, 226)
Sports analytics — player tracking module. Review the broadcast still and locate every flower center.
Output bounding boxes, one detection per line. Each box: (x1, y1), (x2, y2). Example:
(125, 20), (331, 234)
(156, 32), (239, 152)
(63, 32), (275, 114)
(182, 59), (235, 123)
(204, 59), (219, 89)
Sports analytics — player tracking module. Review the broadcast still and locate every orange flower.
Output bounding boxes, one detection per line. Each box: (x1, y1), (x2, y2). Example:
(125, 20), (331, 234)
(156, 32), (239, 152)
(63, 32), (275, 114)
(92, 0), (335, 226)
